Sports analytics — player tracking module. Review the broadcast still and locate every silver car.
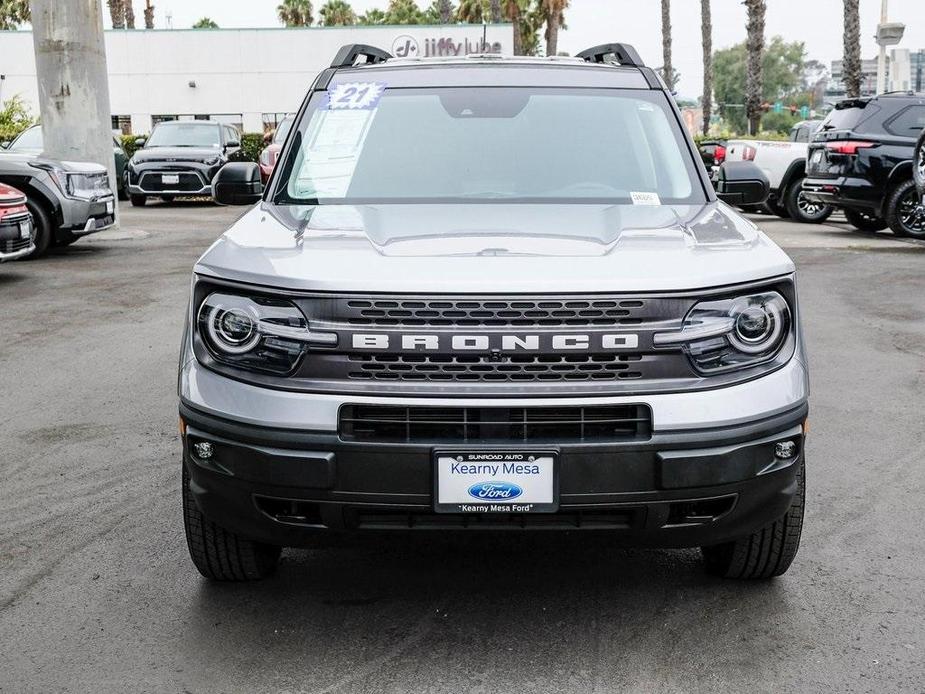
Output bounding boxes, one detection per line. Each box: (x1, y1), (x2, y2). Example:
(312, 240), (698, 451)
(179, 43), (808, 582)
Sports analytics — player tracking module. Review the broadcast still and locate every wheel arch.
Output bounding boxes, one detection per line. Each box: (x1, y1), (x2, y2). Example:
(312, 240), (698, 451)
(778, 159), (807, 197)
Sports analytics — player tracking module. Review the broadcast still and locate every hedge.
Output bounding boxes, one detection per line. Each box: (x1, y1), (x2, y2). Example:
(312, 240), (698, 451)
(120, 132), (267, 162)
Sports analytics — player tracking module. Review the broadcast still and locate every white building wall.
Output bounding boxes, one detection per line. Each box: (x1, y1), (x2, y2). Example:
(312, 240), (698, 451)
(0, 24), (513, 133)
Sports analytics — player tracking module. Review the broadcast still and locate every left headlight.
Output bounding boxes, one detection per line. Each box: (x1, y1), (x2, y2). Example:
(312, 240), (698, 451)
(197, 292), (336, 375)
(654, 290), (792, 374)
(30, 162), (110, 200)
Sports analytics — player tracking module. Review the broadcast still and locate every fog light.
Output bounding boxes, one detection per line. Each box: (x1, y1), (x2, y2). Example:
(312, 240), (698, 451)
(775, 440), (797, 458)
(193, 441), (214, 460)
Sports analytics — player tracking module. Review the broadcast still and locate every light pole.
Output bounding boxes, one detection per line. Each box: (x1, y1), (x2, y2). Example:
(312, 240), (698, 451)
(30, 0), (118, 224)
(875, 0), (905, 94)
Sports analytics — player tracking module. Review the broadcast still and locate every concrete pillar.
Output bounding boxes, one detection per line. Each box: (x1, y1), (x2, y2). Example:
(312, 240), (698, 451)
(30, 0), (118, 222)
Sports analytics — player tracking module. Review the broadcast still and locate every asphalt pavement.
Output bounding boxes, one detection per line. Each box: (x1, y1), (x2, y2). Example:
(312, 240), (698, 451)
(1, 202), (923, 693)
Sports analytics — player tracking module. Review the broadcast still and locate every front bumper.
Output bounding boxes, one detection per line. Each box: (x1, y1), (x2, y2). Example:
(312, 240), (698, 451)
(0, 214), (35, 261)
(179, 349), (809, 548)
(60, 196), (116, 236)
(127, 163), (219, 197)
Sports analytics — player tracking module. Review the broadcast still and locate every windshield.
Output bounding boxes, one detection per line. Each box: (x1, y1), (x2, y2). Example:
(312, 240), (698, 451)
(10, 127), (43, 150)
(274, 87), (703, 204)
(146, 122), (221, 148)
(274, 118), (294, 144)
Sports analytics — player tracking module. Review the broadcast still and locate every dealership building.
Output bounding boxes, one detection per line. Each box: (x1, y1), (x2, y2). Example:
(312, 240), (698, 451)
(0, 24), (513, 135)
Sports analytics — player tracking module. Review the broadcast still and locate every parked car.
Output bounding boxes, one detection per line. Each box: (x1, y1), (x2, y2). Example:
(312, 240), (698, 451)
(179, 43), (807, 583)
(126, 120), (241, 206)
(4, 124), (129, 200)
(697, 138), (726, 181)
(258, 116), (294, 184)
(0, 183), (34, 262)
(803, 93), (925, 237)
(724, 120), (831, 223)
(0, 152), (114, 258)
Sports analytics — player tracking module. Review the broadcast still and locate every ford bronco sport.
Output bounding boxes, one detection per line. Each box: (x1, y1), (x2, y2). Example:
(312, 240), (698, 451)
(179, 43), (808, 581)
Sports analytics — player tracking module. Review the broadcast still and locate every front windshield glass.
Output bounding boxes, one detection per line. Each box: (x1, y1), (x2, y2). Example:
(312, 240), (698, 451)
(274, 87), (703, 204)
(11, 127), (43, 150)
(146, 122), (221, 148)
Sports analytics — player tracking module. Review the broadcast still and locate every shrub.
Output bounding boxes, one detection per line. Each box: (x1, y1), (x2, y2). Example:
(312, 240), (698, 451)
(0, 95), (36, 145)
(119, 132), (266, 162)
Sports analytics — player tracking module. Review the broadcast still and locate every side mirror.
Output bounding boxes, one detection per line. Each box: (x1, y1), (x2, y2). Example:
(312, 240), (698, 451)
(225, 140), (240, 150)
(212, 162), (263, 205)
(715, 161), (770, 206)
(134, 136), (146, 147)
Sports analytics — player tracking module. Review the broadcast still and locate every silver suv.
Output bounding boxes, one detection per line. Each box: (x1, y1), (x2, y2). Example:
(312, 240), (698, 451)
(179, 43), (808, 582)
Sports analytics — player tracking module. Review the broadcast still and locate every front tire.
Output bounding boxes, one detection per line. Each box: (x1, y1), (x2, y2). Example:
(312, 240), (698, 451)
(130, 194), (147, 207)
(182, 464), (281, 581)
(701, 459), (805, 580)
(24, 199), (53, 259)
(784, 179), (832, 224)
(884, 179), (925, 239)
(844, 208), (887, 232)
(764, 196), (790, 219)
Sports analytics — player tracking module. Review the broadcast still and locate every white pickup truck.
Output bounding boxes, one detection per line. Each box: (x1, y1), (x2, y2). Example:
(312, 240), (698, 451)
(725, 120), (832, 223)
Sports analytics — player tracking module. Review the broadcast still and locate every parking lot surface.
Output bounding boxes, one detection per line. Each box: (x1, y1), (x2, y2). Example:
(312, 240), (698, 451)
(1, 202), (924, 693)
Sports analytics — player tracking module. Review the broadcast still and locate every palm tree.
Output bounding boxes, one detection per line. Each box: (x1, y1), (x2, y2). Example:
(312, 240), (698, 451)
(0, 0), (30, 29)
(192, 17), (219, 28)
(541, 0), (568, 57)
(489, 0), (501, 22)
(384, 0), (426, 24)
(660, 0), (673, 91)
(277, 0), (313, 27)
(124, 1), (136, 28)
(436, 0), (454, 23)
(319, 0), (356, 25)
(108, 0), (126, 29)
(744, 0), (766, 135)
(143, 0), (155, 28)
(503, 0), (522, 55)
(843, 0), (861, 97)
(358, 8), (386, 24)
(456, 0), (485, 23)
(701, 0), (712, 135)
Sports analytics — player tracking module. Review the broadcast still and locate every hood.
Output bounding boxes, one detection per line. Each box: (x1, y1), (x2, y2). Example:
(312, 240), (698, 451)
(132, 146), (221, 164)
(194, 202), (795, 293)
(0, 150), (107, 173)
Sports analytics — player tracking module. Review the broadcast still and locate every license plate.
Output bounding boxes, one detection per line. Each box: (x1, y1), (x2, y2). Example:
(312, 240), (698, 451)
(162, 174), (180, 185)
(106, 200), (114, 214)
(19, 221), (31, 240)
(434, 451), (558, 513)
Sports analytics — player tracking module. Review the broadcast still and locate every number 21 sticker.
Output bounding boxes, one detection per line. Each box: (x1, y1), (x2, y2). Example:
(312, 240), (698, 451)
(328, 82), (387, 110)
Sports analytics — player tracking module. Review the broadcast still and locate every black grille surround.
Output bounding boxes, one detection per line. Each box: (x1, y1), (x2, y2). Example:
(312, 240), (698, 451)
(138, 170), (207, 193)
(339, 404), (652, 443)
(190, 280), (798, 397)
(0, 237), (31, 255)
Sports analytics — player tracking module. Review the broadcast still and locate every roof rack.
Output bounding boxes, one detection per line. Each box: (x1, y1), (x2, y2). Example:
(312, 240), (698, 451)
(330, 44), (392, 69)
(576, 43), (644, 68)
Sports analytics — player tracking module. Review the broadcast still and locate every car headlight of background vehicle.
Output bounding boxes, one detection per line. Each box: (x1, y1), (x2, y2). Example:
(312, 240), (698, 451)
(654, 291), (792, 374)
(196, 292), (336, 375)
(30, 162), (110, 201)
(203, 156), (221, 166)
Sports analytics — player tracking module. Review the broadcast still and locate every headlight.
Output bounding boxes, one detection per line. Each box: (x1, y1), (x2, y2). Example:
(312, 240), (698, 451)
(30, 162), (110, 200)
(197, 292), (336, 375)
(654, 291), (791, 374)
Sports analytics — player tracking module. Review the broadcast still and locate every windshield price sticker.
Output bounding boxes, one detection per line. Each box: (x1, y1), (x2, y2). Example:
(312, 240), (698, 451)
(328, 82), (387, 110)
(631, 191), (661, 206)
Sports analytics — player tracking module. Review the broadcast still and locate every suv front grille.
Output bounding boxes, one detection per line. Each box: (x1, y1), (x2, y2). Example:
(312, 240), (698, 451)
(343, 298), (647, 327)
(339, 404), (652, 443)
(0, 237), (31, 254)
(139, 171), (205, 192)
(345, 353), (645, 382)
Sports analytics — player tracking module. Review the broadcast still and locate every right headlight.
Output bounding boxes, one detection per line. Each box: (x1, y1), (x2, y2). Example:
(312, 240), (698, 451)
(654, 291), (792, 374)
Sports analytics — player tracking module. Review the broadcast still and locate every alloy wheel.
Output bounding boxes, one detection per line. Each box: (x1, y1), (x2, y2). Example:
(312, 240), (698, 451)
(898, 189), (925, 234)
(796, 192), (825, 217)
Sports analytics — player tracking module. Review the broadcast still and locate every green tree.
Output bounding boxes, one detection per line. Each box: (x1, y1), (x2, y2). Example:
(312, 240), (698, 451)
(456, 0), (485, 22)
(541, 0), (568, 57)
(842, 0), (861, 97)
(435, 0), (454, 23)
(144, 0), (155, 28)
(277, 0), (313, 26)
(0, 0), (30, 29)
(714, 37), (805, 134)
(319, 0), (356, 25)
(192, 17), (219, 28)
(108, 0), (126, 29)
(125, 1), (136, 28)
(383, 0), (427, 24)
(0, 95), (36, 145)
(358, 8), (387, 24)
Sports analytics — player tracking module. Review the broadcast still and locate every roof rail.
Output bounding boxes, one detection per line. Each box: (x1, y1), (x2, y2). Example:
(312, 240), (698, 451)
(576, 43), (644, 68)
(330, 44), (392, 69)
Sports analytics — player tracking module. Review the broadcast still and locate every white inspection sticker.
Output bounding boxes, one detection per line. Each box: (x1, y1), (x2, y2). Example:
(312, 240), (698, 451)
(631, 191), (661, 205)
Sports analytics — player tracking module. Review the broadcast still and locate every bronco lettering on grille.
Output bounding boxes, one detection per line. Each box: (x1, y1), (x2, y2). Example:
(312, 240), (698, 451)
(350, 333), (640, 351)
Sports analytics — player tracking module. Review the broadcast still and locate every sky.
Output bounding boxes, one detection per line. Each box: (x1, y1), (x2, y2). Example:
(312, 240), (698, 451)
(125, 0), (925, 99)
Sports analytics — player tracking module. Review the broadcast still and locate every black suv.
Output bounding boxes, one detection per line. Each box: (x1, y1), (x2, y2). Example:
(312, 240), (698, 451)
(803, 93), (925, 237)
(125, 120), (241, 206)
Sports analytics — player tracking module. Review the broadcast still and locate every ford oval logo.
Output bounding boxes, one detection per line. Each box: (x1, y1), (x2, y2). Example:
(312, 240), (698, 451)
(467, 481), (523, 501)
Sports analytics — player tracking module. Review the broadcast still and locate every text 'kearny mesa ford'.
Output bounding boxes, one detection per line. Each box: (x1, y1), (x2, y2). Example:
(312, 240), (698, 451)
(179, 43), (808, 582)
